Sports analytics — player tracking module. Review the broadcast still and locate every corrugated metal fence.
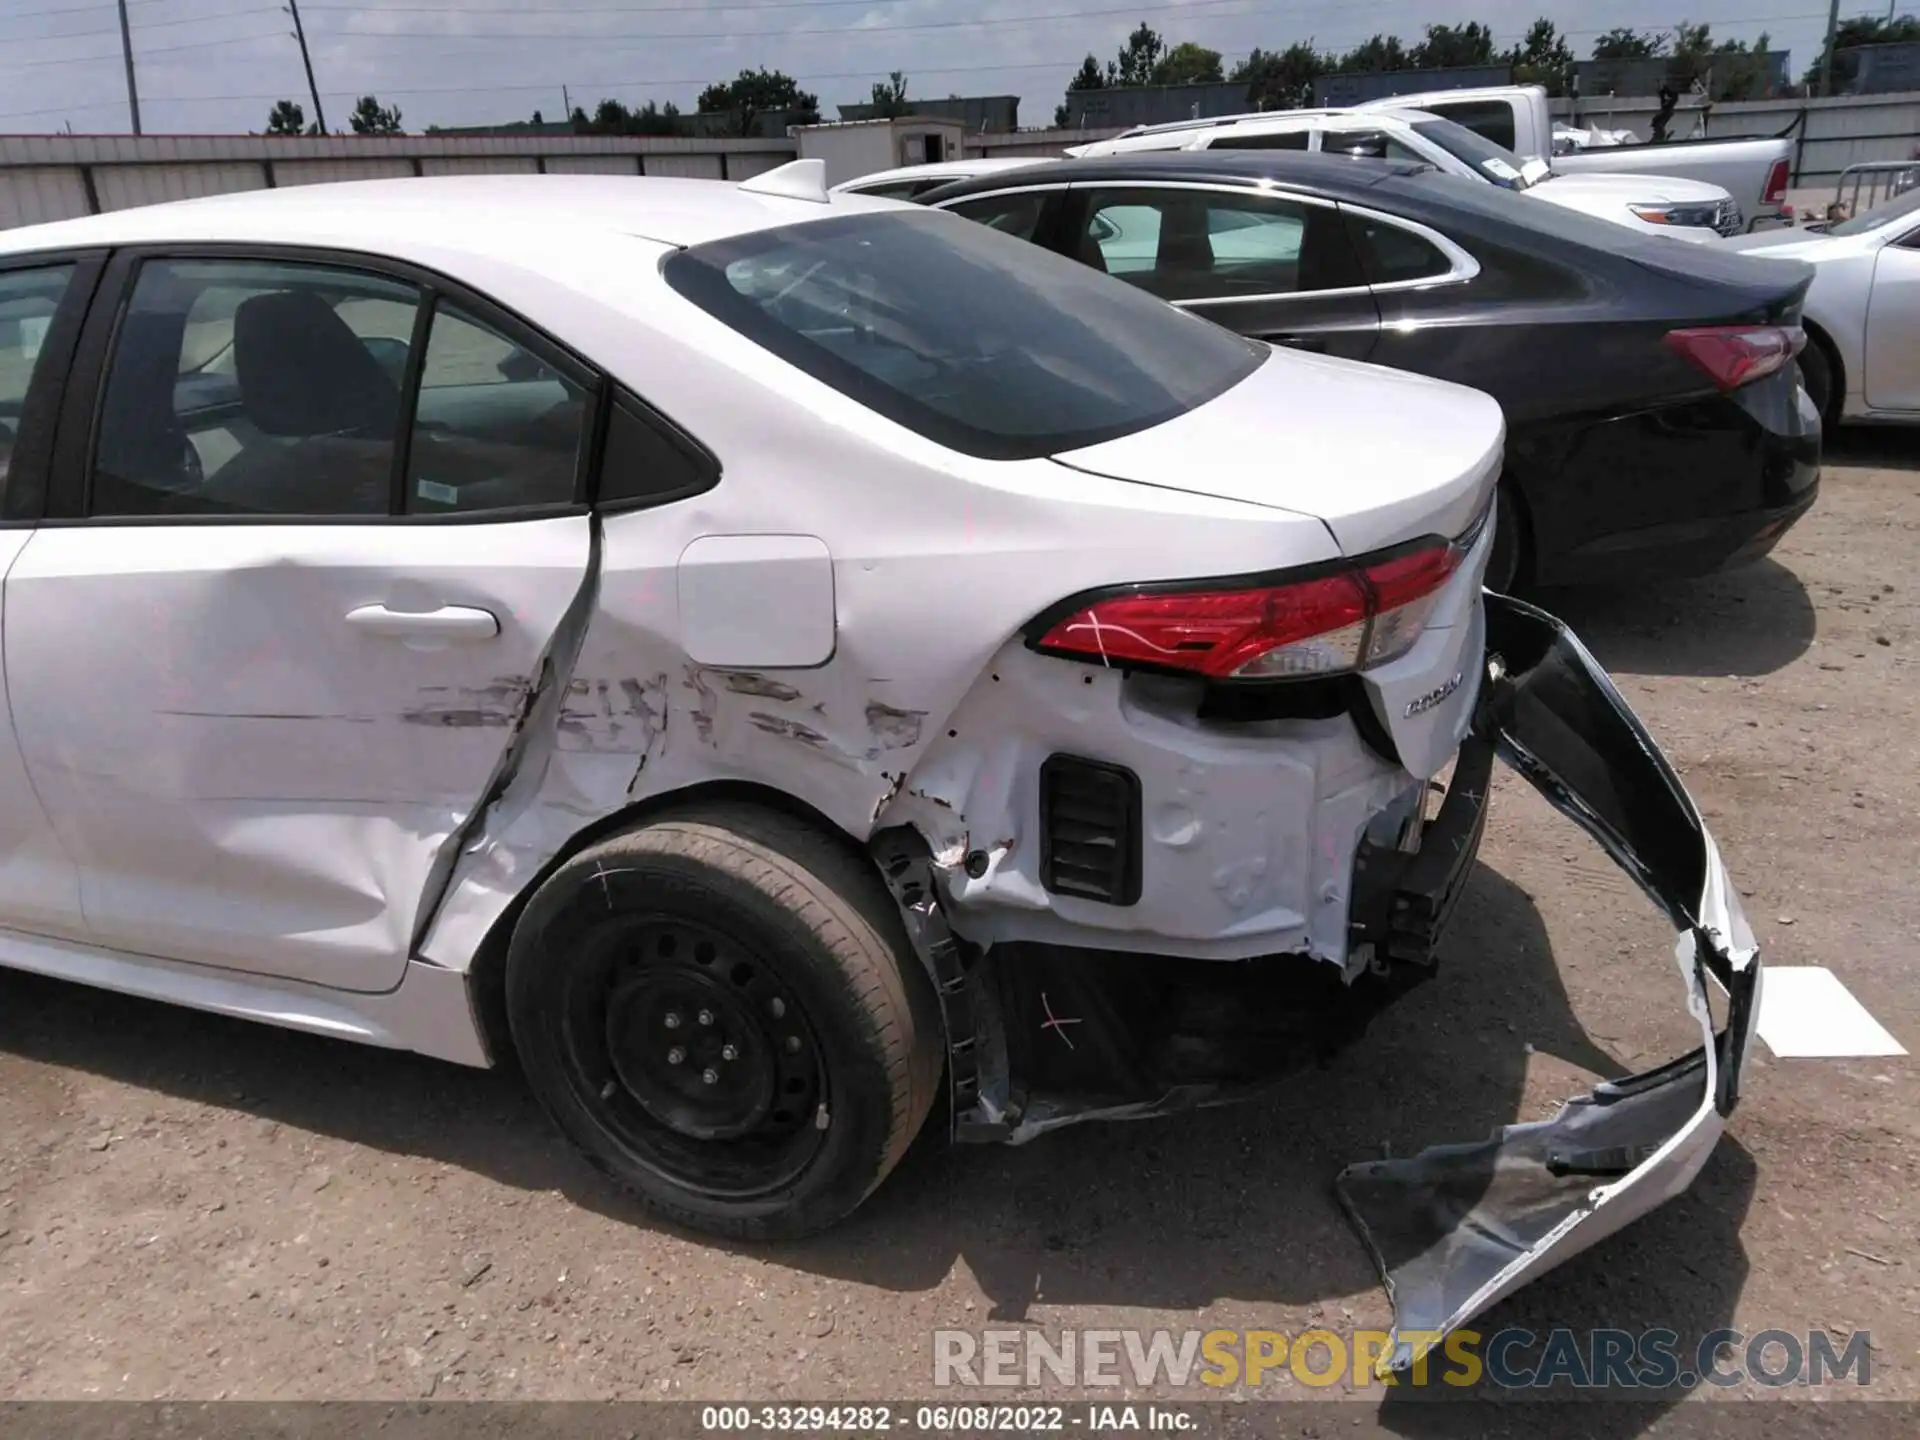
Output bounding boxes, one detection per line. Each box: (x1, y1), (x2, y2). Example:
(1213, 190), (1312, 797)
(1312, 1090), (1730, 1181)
(1549, 90), (1920, 186)
(0, 132), (799, 231)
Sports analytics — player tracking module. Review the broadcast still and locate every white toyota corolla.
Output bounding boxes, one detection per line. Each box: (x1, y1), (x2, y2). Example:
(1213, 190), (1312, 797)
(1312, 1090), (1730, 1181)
(0, 164), (1758, 1369)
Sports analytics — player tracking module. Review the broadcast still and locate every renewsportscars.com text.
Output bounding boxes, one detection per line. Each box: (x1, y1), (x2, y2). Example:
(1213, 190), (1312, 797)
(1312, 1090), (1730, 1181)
(933, 1326), (1873, 1391)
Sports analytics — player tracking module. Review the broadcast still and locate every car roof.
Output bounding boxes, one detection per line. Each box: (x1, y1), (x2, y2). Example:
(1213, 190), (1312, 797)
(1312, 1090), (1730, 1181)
(0, 172), (907, 259)
(920, 150), (1432, 206)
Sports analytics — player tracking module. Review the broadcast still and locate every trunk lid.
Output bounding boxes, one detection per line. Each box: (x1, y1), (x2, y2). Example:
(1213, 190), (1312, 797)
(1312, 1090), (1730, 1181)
(1050, 348), (1503, 556)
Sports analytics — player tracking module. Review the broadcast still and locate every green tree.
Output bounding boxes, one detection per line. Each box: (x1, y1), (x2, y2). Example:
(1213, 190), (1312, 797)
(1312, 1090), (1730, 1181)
(1336, 34), (1410, 74)
(1409, 21), (1496, 70)
(1056, 53), (1106, 125)
(264, 100), (306, 136)
(1232, 42), (1326, 109)
(1507, 18), (1574, 94)
(348, 95), (403, 135)
(1110, 22), (1166, 85)
(870, 70), (910, 118)
(697, 67), (820, 135)
(1591, 27), (1666, 61)
(1152, 41), (1224, 86)
(1803, 13), (1920, 91)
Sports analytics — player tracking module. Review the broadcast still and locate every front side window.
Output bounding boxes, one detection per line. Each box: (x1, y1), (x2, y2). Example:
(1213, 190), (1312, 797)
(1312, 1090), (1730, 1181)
(0, 263), (76, 504)
(1077, 188), (1356, 302)
(663, 210), (1262, 461)
(93, 258), (422, 517)
(943, 191), (1050, 242)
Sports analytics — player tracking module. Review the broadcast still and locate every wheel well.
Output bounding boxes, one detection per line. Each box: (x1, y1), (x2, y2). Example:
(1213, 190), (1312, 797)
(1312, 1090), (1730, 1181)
(1803, 318), (1844, 414)
(464, 781), (873, 1069)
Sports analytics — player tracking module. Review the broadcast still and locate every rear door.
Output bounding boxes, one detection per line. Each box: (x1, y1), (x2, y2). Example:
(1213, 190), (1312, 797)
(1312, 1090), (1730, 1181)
(0, 251), (102, 943)
(1056, 182), (1382, 359)
(1864, 226), (1920, 411)
(3, 247), (599, 992)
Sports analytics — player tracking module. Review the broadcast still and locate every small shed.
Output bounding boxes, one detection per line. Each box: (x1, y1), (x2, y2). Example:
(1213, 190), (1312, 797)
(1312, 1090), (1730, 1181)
(789, 117), (968, 188)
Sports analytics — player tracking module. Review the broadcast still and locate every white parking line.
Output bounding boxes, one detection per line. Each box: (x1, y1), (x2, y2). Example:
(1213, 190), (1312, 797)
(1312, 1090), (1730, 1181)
(1757, 966), (1908, 1058)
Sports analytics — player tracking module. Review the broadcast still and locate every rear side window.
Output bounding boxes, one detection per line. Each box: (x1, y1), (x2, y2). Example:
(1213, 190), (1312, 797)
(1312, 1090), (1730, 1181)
(1350, 215), (1456, 286)
(1208, 130), (1309, 151)
(1075, 187), (1362, 301)
(92, 258), (423, 517)
(404, 301), (591, 515)
(663, 210), (1262, 462)
(0, 264), (76, 509)
(597, 392), (716, 507)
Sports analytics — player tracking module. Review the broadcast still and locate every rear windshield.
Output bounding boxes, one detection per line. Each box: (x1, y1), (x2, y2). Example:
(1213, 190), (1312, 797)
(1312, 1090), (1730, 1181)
(663, 210), (1264, 461)
(1411, 118), (1537, 191)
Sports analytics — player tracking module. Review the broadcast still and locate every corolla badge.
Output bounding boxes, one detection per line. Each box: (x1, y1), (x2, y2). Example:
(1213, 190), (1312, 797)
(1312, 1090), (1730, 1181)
(1404, 672), (1464, 718)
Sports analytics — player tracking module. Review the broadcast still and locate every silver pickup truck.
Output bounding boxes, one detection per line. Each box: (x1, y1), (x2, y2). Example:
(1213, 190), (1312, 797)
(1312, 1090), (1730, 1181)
(1361, 84), (1796, 232)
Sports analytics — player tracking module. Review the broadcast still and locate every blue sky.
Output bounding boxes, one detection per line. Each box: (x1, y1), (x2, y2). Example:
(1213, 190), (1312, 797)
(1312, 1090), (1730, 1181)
(0, 0), (1854, 134)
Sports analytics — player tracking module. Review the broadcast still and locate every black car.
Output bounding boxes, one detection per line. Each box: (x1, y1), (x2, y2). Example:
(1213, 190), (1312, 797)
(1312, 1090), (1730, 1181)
(919, 151), (1822, 590)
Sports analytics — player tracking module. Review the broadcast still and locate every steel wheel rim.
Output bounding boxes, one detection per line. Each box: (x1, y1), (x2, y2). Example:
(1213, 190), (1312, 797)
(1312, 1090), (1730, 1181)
(558, 913), (828, 1200)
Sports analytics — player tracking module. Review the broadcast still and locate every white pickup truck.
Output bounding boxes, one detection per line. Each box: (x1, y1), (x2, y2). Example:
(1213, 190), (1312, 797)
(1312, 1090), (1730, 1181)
(1358, 85), (1796, 232)
(1072, 107), (1743, 243)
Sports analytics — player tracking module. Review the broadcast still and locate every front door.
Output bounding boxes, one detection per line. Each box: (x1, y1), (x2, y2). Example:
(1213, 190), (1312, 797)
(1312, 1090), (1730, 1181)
(1060, 184), (1383, 361)
(1863, 229), (1920, 411)
(3, 250), (599, 992)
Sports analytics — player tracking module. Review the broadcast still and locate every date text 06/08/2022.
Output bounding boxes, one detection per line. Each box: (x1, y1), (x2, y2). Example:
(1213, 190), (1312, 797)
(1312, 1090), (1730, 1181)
(699, 1404), (1194, 1432)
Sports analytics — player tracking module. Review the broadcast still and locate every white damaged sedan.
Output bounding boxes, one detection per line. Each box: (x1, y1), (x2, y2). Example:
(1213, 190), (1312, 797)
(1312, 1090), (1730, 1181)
(0, 164), (1758, 1368)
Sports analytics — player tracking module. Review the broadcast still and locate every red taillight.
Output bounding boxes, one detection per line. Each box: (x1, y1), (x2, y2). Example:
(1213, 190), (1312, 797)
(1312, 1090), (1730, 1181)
(1762, 158), (1789, 207)
(1033, 540), (1467, 682)
(1664, 325), (1804, 392)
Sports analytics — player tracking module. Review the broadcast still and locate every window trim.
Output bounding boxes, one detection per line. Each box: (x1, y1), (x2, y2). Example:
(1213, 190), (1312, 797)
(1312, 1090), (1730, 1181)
(48, 241), (625, 528)
(0, 248), (109, 527)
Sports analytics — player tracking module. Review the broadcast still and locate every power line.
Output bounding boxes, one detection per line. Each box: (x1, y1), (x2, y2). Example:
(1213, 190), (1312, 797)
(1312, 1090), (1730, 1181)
(0, 4), (282, 40)
(0, 27), (293, 74)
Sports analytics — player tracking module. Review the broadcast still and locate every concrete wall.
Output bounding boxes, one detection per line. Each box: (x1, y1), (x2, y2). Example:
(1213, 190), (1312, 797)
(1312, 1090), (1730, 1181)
(0, 132), (796, 231)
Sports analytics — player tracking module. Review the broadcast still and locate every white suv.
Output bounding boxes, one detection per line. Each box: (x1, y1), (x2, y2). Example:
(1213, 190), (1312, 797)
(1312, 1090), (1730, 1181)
(1072, 107), (1742, 243)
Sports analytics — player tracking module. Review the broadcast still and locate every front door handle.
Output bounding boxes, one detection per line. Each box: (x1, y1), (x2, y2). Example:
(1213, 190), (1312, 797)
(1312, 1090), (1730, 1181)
(346, 603), (500, 648)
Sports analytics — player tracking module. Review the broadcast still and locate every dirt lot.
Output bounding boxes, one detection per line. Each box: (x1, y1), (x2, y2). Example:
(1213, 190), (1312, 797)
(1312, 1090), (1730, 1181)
(2, 435), (1916, 1415)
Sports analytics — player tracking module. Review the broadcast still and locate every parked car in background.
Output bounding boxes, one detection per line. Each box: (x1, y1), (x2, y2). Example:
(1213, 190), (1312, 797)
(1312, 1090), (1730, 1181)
(1068, 107), (1743, 243)
(1722, 185), (1920, 428)
(921, 151), (1822, 590)
(0, 166), (1763, 1368)
(829, 156), (1057, 201)
(1357, 83), (1796, 230)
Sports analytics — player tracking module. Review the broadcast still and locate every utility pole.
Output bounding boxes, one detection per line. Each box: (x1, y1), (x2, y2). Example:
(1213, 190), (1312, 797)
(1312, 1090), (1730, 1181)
(286, 0), (327, 134)
(115, 0), (141, 134)
(1819, 0), (1842, 96)
(563, 84), (572, 122)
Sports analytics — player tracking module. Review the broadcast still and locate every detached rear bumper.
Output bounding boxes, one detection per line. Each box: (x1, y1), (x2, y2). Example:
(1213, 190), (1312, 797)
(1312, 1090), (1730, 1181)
(1337, 593), (1762, 1376)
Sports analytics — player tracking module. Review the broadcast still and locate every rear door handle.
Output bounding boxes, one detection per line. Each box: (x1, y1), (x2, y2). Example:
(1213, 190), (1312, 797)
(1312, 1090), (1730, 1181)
(346, 603), (500, 648)
(1270, 334), (1328, 352)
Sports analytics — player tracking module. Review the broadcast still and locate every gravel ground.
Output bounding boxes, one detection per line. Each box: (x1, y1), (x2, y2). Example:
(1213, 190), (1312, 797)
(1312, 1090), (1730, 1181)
(1, 434), (1916, 1415)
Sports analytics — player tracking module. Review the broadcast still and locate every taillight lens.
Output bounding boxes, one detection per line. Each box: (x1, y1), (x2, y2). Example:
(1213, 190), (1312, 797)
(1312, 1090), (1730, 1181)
(1665, 325), (1804, 391)
(1762, 158), (1789, 207)
(1032, 532), (1475, 682)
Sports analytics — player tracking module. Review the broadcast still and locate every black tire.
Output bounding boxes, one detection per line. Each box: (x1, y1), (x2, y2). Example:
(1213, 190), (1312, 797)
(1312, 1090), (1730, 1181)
(1484, 481), (1529, 595)
(505, 803), (944, 1240)
(1798, 337), (1838, 430)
